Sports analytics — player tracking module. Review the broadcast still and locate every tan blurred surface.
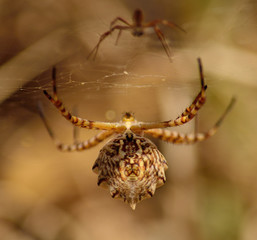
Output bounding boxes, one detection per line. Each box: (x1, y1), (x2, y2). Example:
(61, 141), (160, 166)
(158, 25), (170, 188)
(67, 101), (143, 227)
(0, 0), (256, 240)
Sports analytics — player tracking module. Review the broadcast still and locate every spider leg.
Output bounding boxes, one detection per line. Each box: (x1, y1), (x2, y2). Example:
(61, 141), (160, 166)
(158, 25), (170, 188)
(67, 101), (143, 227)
(153, 25), (173, 62)
(43, 68), (126, 131)
(131, 58), (207, 131)
(110, 17), (131, 45)
(159, 20), (186, 33)
(56, 130), (114, 151)
(144, 19), (185, 61)
(87, 25), (131, 60)
(144, 97), (236, 144)
(38, 101), (115, 151)
(110, 17), (131, 28)
(72, 106), (79, 144)
(115, 29), (122, 45)
(180, 58), (206, 117)
(145, 19), (186, 33)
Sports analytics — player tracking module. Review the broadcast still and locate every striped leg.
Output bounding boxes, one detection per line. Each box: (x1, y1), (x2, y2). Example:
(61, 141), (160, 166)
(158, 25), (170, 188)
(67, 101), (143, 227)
(38, 102), (114, 151)
(144, 97), (236, 144)
(180, 58), (206, 118)
(43, 67), (125, 131)
(131, 58), (207, 131)
(55, 131), (114, 152)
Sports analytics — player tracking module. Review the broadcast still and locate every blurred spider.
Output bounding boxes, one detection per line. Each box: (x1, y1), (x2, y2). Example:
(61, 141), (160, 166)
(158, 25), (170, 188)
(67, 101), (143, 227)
(87, 9), (186, 61)
(40, 58), (235, 210)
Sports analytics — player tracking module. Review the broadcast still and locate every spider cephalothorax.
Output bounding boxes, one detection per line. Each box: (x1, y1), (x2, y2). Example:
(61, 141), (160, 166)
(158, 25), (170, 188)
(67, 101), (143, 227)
(92, 130), (168, 209)
(40, 59), (235, 209)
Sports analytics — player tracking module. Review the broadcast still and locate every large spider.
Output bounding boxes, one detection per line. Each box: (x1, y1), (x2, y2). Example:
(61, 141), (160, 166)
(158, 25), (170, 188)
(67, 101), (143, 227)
(40, 59), (235, 210)
(87, 9), (186, 61)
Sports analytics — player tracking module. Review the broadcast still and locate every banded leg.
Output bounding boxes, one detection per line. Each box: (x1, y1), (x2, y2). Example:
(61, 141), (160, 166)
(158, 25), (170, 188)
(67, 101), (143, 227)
(38, 102), (114, 151)
(131, 58), (207, 131)
(55, 131), (114, 152)
(179, 58), (206, 118)
(43, 67), (126, 131)
(144, 97), (236, 144)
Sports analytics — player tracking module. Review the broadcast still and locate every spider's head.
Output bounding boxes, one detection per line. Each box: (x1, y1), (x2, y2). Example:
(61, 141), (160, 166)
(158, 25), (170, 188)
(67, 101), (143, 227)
(122, 112), (137, 130)
(122, 112), (135, 122)
(122, 112), (136, 129)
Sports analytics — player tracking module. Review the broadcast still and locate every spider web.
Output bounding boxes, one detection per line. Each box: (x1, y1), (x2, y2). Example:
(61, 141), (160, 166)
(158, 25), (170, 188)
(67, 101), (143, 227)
(0, 1), (244, 153)
(0, 28), (197, 122)
(0, 26), (200, 162)
(0, 0), (207, 135)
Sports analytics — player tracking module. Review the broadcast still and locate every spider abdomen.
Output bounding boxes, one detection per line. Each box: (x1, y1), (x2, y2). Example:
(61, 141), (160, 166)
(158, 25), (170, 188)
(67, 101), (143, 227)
(92, 132), (168, 210)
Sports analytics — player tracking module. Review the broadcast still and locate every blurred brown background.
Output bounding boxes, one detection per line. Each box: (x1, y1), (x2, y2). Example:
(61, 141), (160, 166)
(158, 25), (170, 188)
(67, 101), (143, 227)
(0, 0), (256, 240)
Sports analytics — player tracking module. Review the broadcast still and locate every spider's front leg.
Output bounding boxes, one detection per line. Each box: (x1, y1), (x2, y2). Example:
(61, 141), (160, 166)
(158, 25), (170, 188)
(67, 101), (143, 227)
(131, 58), (207, 131)
(110, 17), (131, 45)
(110, 17), (131, 29)
(43, 66), (78, 124)
(87, 25), (131, 60)
(150, 19), (186, 34)
(43, 68), (125, 131)
(162, 58), (207, 126)
(179, 58), (207, 118)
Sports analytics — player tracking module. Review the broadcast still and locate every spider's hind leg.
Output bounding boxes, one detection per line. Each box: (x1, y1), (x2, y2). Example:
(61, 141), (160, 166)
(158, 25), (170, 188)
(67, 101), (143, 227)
(37, 102), (114, 152)
(145, 97), (236, 144)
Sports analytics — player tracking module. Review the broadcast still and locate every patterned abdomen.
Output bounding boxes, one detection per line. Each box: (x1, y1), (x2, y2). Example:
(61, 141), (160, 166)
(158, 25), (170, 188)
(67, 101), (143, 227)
(92, 131), (168, 210)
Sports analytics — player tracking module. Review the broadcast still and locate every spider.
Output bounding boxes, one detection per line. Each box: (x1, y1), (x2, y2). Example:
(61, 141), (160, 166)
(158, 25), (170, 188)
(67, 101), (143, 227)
(40, 58), (235, 210)
(87, 8), (186, 62)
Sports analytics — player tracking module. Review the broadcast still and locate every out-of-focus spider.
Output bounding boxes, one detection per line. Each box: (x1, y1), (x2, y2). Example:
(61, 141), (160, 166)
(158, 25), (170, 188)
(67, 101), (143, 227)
(87, 9), (186, 61)
(40, 59), (235, 210)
